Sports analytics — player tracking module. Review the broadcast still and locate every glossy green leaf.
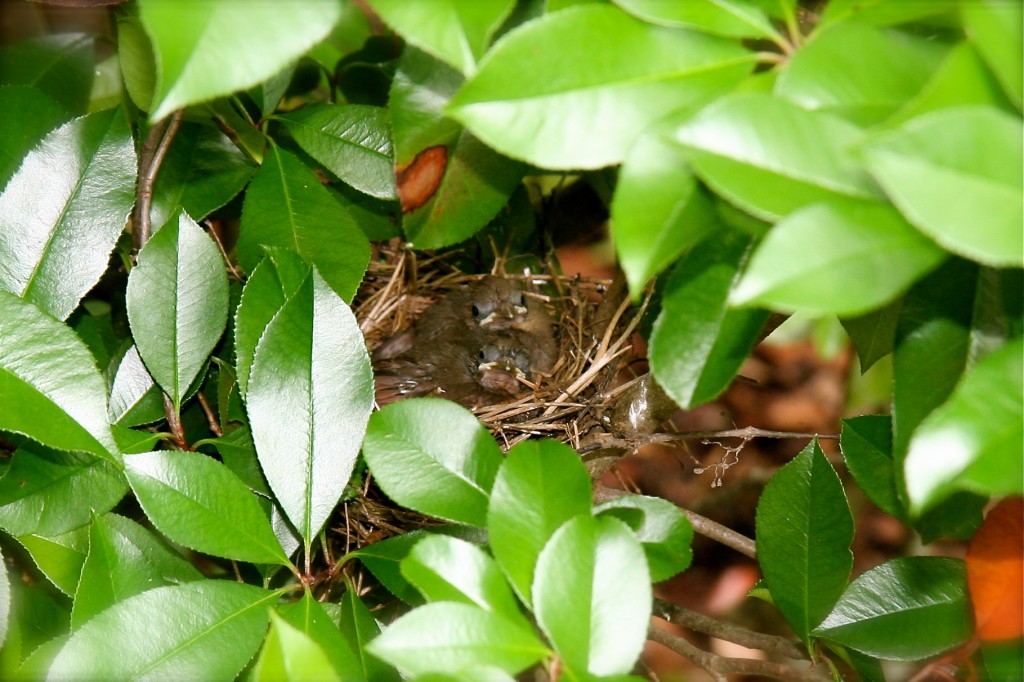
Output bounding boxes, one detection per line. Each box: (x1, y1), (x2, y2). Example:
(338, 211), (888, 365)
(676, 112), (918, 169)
(893, 259), (986, 541)
(238, 143), (370, 302)
(203, 425), (269, 496)
(594, 494), (693, 582)
(17, 526), (89, 596)
(448, 4), (753, 169)
(756, 441), (854, 644)
(905, 337), (1024, 515)
(277, 104), (396, 200)
(347, 531), (427, 605)
(0, 291), (120, 461)
(363, 398), (503, 527)
(402, 535), (525, 625)
(150, 122), (257, 228)
(71, 513), (202, 629)
(863, 106), (1023, 267)
(610, 130), (718, 298)
(813, 557), (970, 660)
(962, 0), (1023, 110)
(0, 546), (8, 651)
(139, 0), (341, 120)
(672, 92), (880, 221)
(367, 0), (515, 75)
(486, 439), (591, 606)
(107, 345), (163, 427)
(124, 450), (290, 565)
(776, 22), (945, 126)
(0, 446), (126, 537)
(840, 415), (902, 519)
(840, 297), (902, 372)
(338, 586), (396, 682)
(366, 602), (546, 676)
(277, 592), (365, 682)
(247, 270), (373, 544)
(612, 0), (780, 38)
(390, 48), (524, 249)
(116, 13), (156, 111)
(533, 514), (651, 677)
(126, 211), (229, 410)
(50, 580), (276, 681)
(0, 107), (136, 321)
(234, 248), (310, 399)
(0, 34), (93, 114)
(0, 86), (66, 189)
(731, 200), (946, 316)
(817, 0), (957, 29)
(255, 611), (341, 682)
(649, 230), (769, 409)
(888, 42), (1011, 126)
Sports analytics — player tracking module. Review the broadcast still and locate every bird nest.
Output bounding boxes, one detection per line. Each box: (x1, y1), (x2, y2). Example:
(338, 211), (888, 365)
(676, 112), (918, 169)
(354, 243), (647, 450)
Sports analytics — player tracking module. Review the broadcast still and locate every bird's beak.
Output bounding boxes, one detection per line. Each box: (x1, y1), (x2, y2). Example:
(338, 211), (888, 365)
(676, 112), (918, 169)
(480, 303), (527, 327)
(478, 360), (526, 379)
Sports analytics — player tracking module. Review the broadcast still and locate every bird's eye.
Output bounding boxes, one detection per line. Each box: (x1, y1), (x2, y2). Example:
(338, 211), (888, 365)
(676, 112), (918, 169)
(471, 304), (481, 318)
(478, 349), (486, 361)
(511, 291), (525, 306)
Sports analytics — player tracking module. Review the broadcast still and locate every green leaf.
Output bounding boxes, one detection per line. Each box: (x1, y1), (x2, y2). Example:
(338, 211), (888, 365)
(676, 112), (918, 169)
(203, 425), (270, 496)
(862, 106), (1023, 267)
(0, 107), (136, 321)
(775, 22), (945, 126)
(0, 546), (8, 651)
(247, 270), (374, 545)
(402, 535), (525, 626)
(346, 531), (427, 605)
(533, 514), (651, 677)
(255, 610), (342, 682)
(234, 248), (310, 399)
(338, 586), (397, 682)
(0, 34), (93, 114)
(71, 513), (202, 629)
(390, 48), (524, 249)
(817, 0), (957, 29)
(840, 415), (902, 519)
(649, 230), (769, 408)
(482, 440), (590, 609)
(150, 121), (257, 228)
(962, 0), (1023, 110)
(730, 199), (946, 316)
(0, 86), (66, 189)
(124, 450), (290, 565)
(448, 4), (753, 169)
(115, 13), (156, 111)
(366, 602), (546, 676)
(363, 398), (503, 527)
(813, 557), (970, 660)
(50, 581), (277, 681)
(0, 446), (126, 537)
(238, 142), (370, 302)
(17, 527), (89, 596)
(139, 0), (341, 120)
(276, 592), (365, 682)
(367, 0), (515, 75)
(277, 104), (396, 200)
(107, 345), (164, 427)
(755, 441), (854, 644)
(892, 258), (988, 541)
(672, 92), (881, 221)
(905, 337), (1024, 514)
(612, 0), (780, 39)
(840, 297), (902, 372)
(594, 494), (693, 582)
(126, 211), (229, 410)
(610, 130), (718, 298)
(0, 291), (120, 462)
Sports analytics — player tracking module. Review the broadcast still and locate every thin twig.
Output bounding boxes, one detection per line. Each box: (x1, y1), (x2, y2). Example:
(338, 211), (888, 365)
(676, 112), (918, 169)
(647, 626), (830, 682)
(132, 109), (185, 257)
(653, 599), (807, 661)
(196, 391), (222, 438)
(582, 426), (839, 454)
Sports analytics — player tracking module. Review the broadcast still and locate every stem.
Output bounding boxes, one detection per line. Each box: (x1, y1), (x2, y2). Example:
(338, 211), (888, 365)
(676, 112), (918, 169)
(132, 109), (184, 258)
(653, 599), (807, 661)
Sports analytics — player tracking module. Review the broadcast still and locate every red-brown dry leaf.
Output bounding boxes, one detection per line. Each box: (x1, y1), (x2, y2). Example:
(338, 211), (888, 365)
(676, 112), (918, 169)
(967, 497), (1024, 641)
(396, 146), (447, 213)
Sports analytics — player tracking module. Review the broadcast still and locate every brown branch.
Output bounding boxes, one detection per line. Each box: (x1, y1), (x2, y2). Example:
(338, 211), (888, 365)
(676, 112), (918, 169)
(582, 426), (838, 454)
(132, 109), (184, 257)
(653, 599), (807, 661)
(648, 625), (830, 682)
